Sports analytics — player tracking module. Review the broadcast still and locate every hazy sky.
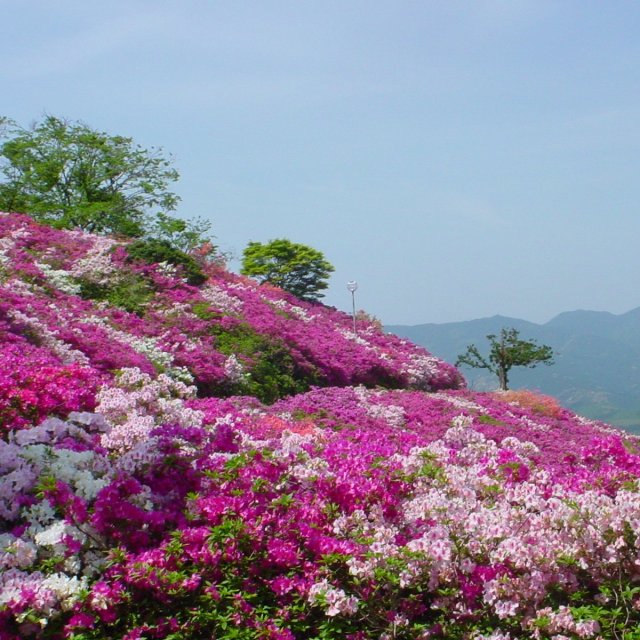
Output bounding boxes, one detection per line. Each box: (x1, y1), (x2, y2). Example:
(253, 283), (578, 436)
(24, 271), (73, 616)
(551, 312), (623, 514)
(2, 1), (639, 324)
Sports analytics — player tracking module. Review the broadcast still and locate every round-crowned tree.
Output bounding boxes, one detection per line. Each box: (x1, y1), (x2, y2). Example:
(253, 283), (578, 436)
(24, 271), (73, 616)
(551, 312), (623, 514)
(241, 238), (334, 302)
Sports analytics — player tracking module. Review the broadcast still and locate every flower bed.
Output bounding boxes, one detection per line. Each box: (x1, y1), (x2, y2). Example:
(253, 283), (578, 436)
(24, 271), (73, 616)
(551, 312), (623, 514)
(2, 374), (640, 638)
(2, 212), (640, 638)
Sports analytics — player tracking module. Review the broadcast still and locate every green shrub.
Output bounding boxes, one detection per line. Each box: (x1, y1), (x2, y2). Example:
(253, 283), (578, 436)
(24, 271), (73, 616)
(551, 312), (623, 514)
(77, 272), (154, 316)
(191, 301), (220, 321)
(212, 323), (312, 403)
(126, 238), (206, 286)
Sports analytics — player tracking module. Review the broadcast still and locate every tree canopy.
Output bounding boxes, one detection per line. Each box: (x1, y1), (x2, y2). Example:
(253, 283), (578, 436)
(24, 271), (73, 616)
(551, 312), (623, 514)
(0, 115), (180, 238)
(455, 327), (554, 391)
(241, 238), (334, 302)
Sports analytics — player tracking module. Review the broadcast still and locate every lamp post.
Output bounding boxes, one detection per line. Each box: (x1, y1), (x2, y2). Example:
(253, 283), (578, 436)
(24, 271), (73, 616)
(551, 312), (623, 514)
(347, 280), (358, 334)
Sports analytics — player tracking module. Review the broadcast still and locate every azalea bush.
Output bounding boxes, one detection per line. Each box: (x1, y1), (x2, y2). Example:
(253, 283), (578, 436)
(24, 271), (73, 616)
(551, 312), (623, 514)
(493, 389), (565, 419)
(0, 342), (99, 430)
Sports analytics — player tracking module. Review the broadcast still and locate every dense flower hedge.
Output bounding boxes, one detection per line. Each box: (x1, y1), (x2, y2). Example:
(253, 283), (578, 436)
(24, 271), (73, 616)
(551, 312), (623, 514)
(2, 212), (640, 639)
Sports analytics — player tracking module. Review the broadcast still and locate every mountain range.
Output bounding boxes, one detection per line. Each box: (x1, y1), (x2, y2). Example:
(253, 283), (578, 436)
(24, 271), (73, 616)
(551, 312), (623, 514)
(387, 308), (640, 433)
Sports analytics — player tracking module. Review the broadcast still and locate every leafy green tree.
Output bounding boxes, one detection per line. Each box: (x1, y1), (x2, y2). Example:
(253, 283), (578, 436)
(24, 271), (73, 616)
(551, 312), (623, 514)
(241, 238), (334, 302)
(0, 115), (180, 238)
(455, 327), (554, 391)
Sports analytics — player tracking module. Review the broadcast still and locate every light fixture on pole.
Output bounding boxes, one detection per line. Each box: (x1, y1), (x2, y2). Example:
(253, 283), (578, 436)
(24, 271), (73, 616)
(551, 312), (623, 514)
(347, 280), (358, 334)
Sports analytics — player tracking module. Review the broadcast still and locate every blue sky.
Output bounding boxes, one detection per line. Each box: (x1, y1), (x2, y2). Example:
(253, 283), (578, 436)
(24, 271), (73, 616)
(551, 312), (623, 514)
(2, 1), (639, 324)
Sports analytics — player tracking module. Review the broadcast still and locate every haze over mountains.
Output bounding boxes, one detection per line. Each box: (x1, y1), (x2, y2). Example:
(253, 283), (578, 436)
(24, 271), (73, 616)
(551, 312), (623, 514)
(387, 307), (640, 434)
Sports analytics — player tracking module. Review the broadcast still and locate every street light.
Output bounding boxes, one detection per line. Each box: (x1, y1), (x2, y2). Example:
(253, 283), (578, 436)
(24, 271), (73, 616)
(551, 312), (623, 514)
(347, 280), (358, 334)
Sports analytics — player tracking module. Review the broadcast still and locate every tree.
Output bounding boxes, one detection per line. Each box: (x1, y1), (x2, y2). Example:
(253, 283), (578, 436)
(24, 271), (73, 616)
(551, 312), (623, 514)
(0, 115), (180, 237)
(455, 327), (554, 391)
(241, 238), (334, 302)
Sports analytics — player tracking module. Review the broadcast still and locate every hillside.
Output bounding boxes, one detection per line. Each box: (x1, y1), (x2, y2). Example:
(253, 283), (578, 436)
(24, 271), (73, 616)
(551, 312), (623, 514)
(2, 212), (640, 639)
(0, 212), (462, 404)
(387, 311), (640, 433)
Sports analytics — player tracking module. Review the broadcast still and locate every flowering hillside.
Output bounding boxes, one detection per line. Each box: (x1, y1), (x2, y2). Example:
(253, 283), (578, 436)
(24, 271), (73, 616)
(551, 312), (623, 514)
(2, 211), (640, 639)
(0, 212), (462, 403)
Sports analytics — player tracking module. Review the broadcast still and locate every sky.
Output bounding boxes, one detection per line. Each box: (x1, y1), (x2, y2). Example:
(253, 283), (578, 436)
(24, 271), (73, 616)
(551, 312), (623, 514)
(2, 1), (639, 325)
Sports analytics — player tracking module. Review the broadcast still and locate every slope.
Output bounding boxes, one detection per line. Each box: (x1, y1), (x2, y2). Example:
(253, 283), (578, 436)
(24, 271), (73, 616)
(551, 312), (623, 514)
(2, 212), (640, 639)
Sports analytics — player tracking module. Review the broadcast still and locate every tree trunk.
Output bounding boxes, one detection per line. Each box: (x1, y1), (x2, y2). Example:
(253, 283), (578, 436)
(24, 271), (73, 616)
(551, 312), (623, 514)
(498, 367), (508, 391)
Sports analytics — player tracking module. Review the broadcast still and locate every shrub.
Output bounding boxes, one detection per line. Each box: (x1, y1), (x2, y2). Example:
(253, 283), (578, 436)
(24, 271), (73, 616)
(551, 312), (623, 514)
(210, 323), (312, 403)
(77, 272), (154, 316)
(0, 342), (99, 429)
(495, 389), (564, 418)
(126, 239), (206, 286)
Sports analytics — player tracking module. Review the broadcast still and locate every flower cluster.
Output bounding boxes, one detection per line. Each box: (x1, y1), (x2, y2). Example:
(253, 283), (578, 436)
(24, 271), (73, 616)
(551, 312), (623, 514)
(0, 341), (99, 430)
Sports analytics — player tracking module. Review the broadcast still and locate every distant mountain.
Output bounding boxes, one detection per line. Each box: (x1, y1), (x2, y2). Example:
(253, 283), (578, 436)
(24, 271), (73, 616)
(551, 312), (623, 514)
(387, 309), (640, 433)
